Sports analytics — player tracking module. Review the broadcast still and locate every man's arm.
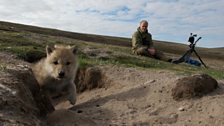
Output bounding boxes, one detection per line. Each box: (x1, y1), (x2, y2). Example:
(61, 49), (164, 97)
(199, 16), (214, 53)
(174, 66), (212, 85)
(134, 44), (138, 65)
(147, 33), (153, 48)
(132, 32), (143, 50)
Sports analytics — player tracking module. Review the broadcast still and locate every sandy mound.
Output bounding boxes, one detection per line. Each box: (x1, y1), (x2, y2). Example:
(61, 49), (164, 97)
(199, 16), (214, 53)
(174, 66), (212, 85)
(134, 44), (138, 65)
(172, 74), (218, 100)
(75, 67), (108, 93)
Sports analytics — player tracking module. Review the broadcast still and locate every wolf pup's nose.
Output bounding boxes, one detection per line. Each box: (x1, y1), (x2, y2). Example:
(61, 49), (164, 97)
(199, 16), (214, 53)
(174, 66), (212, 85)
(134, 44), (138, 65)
(58, 71), (65, 78)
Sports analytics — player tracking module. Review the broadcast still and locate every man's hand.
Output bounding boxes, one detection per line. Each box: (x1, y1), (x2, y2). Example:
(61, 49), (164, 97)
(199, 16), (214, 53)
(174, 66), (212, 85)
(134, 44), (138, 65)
(147, 48), (156, 55)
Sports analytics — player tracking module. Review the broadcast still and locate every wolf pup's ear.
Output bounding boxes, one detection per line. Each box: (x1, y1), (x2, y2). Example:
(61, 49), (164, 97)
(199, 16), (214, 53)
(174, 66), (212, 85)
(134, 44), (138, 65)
(46, 45), (55, 55)
(71, 45), (78, 55)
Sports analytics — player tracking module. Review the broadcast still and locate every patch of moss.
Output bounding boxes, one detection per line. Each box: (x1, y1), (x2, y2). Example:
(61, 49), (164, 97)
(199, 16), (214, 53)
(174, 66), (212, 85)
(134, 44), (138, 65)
(1, 46), (45, 63)
(202, 69), (224, 79)
(0, 64), (7, 71)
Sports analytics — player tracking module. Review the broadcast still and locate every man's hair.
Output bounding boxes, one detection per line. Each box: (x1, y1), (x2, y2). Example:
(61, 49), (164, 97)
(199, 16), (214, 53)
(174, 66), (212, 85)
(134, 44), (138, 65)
(140, 20), (148, 25)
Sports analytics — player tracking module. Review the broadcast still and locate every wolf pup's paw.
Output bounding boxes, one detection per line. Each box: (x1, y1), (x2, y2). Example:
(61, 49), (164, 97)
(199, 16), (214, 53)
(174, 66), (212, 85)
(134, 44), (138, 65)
(68, 96), (76, 105)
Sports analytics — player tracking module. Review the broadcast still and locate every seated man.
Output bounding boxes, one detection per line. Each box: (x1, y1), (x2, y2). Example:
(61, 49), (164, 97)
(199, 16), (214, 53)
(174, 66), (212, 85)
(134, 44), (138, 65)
(132, 20), (172, 62)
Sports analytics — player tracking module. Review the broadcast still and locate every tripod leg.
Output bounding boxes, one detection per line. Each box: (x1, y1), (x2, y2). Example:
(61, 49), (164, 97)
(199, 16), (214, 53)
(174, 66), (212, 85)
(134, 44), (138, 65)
(193, 50), (207, 68)
(172, 49), (192, 64)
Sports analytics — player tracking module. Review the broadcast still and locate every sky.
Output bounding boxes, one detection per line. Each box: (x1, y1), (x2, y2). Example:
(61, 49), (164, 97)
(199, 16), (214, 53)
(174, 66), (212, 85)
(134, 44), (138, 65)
(0, 0), (223, 48)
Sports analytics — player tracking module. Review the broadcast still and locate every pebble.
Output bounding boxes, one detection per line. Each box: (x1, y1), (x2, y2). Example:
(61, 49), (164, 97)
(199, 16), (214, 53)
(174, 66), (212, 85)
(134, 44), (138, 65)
(178, 107), (185, 111)
(170, 113), (178, 119)
(144, 80), (156, 85)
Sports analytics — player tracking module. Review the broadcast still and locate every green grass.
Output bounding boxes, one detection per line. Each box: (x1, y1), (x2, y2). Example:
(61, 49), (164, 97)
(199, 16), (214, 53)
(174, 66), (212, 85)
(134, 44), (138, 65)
(0, 63), (7, 71)
(78, 49), (224, 79)
(202, 69), (224, 79)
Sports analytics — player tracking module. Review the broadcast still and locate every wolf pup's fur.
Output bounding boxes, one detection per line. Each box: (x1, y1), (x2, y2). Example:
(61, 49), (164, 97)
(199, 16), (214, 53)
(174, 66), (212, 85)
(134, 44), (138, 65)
(32, 45), (78, 105)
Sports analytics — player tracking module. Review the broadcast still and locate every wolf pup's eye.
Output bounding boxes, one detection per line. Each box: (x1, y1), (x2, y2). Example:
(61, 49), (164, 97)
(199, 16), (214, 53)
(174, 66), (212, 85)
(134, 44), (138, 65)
(66, 62), (71, 65)
(53, 61), (58, 65)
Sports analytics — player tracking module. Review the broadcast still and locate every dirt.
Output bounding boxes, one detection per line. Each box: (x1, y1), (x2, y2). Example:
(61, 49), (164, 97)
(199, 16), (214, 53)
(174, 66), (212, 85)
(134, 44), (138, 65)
(1, 51), (224, 126)
(172, 74), (218, 100)
(0, 52), (46, 126)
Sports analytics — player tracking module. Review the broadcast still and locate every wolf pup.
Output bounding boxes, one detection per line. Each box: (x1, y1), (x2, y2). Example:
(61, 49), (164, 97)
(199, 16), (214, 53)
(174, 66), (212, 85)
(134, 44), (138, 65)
(32, 45), (78, 105)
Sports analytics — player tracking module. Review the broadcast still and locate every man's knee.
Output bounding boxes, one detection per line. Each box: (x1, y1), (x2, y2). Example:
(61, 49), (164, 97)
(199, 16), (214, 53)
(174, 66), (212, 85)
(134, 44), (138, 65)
(155, 50), (172, 61)
(135, 47), (149, 56)
(154, 50), (163, 59)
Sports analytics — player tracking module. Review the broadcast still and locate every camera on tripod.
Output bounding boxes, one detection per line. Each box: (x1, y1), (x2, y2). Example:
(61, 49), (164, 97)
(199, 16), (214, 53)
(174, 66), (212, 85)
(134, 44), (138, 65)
(188, 33), (202, 48)
(188, 33), (197, 44)
(172, 33), (207, 68)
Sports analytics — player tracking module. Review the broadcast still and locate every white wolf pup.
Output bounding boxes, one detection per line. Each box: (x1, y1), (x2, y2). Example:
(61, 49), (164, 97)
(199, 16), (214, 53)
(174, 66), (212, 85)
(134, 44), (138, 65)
(32, 45), (78, 105)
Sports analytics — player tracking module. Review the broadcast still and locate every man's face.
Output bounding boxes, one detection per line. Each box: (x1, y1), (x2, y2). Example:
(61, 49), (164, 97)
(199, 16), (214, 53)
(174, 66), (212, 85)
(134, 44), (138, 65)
(140, 22), (148, 33)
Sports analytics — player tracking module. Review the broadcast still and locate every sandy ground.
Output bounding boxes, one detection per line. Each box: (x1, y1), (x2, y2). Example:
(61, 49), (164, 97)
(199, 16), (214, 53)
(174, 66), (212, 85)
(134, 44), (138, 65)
(1, 52), (224, 126)
(52, 65), (224, 126)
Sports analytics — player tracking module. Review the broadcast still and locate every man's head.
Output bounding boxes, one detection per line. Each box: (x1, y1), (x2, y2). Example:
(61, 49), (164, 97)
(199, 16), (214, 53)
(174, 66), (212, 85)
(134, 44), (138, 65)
(139, 20), (148, 33)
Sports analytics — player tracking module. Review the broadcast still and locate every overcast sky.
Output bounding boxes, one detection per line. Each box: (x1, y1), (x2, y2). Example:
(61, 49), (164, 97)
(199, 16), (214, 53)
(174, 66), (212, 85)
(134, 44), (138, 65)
(0, 0), (223, 48)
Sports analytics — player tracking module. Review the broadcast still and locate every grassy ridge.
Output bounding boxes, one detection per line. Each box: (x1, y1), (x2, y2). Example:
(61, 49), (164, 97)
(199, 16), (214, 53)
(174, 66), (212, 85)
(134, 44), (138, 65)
(1, 21), (223, 61)
(0, 21), (223, 79)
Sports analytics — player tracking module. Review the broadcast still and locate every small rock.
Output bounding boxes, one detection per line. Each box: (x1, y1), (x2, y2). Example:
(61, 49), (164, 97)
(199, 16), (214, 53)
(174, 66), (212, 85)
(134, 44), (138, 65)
(149, 108), (160, 116)
(178, 107), (185, 111)
(77, 110), (83, 113)
(9, 119), (16, 123)
(144, 80), (156, 85)
(150, 80), (156, 83)
(159, 71), (165, 74)
(146, 104), (151, 108)
(170, 113), (178, 119)
(209, 115), (214, 118)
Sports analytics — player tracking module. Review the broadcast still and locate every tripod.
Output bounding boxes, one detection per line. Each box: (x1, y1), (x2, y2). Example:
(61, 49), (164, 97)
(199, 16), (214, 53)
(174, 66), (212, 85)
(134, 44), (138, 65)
(172, 33), (207, 68)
